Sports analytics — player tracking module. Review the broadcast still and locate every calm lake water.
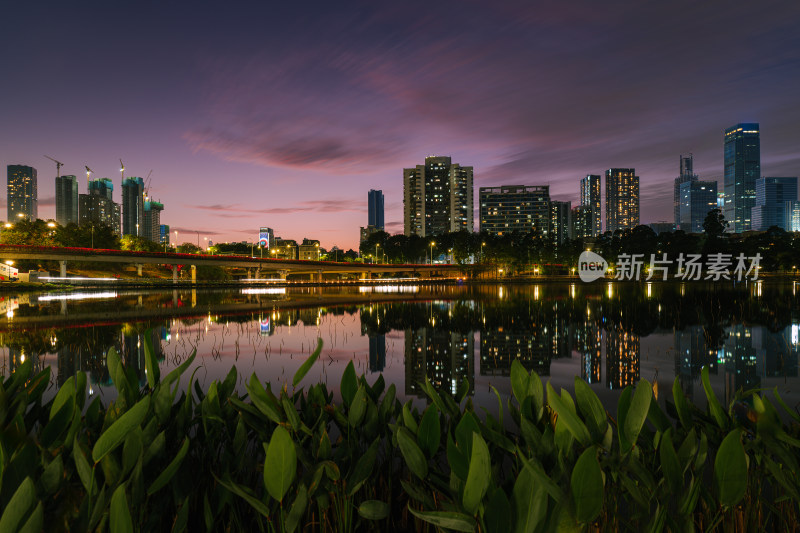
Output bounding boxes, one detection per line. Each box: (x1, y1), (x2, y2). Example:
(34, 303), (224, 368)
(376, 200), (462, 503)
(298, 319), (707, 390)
(2, 281), (799, 412)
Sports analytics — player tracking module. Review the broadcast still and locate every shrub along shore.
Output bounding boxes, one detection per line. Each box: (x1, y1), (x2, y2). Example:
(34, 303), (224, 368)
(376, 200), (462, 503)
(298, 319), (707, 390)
(1, 338), (799, 532)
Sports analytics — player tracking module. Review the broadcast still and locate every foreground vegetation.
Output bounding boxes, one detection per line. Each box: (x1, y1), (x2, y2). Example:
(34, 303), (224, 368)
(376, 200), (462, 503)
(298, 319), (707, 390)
(1, 339), (800, 532)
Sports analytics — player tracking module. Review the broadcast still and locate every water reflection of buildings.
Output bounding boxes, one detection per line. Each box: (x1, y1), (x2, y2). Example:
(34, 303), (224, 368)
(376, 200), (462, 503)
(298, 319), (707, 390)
(369, 335), (385, 372)
(605, 326), (640, 390)
(405, 328), (474, 398)
(480, 329), (550, 376)
(572, 312), (602, 384)
(674, 326), (718, 400)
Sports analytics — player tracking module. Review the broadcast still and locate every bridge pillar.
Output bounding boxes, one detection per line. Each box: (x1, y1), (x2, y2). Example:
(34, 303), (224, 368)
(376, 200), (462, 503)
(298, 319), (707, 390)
(361, 271), (370, 280)
(172, 266), (178, 283)
(59, 261), (67, 278)
(136, 264), (143, 277)
(246, 268), (253, 280)
(316, 269), (323, 283)
(278, 270), (288, 280)
(254, 268), (260, 280)
(191, 265), (196, 284)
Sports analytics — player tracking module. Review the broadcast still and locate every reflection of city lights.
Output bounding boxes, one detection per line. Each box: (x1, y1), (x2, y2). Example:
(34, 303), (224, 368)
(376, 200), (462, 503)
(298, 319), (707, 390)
(646, 283), (652, 298)
(358, 285), (419, 293)
(6, 310), (13, 319)
(607, 283), (614, 298)
(534, 285), (540, 300)
(38, 291), (118, 301)
(241, 288), (287, 295)
(20, 354), (25, 363)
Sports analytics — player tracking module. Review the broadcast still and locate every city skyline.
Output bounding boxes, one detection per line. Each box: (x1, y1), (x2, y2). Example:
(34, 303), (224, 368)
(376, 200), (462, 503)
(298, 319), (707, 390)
(2, 2), (799, 249)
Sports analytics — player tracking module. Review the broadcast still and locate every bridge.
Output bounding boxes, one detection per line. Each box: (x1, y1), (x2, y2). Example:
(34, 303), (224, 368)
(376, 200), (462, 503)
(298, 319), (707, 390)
(0, 244), (465, 282)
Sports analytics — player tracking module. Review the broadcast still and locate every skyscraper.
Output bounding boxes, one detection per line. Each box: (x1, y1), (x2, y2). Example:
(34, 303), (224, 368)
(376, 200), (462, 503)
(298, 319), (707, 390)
(479, 185), (550, 236)
(580, 175), (601, 236)
(571, 205), (593, 240)
(404, 156), (473, 237)
(724, 123), (760, 232)
(679, 180), (718, 233)
(549, 200), (571, 244)
(55, 174), (79, 225)
(122, 177), (145, 236)
(142, 200), (165, 242)
(79, 178), (121, 234)
(751, 177), (798, 231)
(605, 168), (639, 233)
(367, 189), (384, 230)
(673, 154), (698, 230)
(7, 165), (38, 221)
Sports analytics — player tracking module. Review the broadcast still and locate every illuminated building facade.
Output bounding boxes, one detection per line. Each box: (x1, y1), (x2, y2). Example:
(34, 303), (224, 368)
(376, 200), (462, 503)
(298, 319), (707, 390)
(55, 174), (79, 225)
(605, 326), (640, 389)
(724, 123), (760, 233)
(122, 177), (145, 236)
(7, 165), (38, 221)
(679, 180), (718, 233)
(79, 179), (121, 234)
(405, 328), (474, 397)
(673, 154), (698, 230)
(549, 200), (571, 244)
(605, 168), (639, 233)
(404, 156), (473, 237)
(142, 200), (164, 242)
(478, 185), (550, 236)
(751, 177), (798, 231)
(580, 174), (601, 236)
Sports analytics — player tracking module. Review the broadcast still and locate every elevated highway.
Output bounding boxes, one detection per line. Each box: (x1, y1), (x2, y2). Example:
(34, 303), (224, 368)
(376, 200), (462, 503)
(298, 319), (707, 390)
(0, 244), (465, 282)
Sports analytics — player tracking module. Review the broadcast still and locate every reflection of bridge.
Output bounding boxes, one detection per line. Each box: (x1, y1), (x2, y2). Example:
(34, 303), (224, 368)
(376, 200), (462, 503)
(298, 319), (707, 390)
(0, 244), (464, 282)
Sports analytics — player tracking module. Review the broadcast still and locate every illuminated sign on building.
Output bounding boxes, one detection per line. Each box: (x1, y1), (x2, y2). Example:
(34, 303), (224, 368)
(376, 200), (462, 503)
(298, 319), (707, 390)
(259, 227), (272, 248)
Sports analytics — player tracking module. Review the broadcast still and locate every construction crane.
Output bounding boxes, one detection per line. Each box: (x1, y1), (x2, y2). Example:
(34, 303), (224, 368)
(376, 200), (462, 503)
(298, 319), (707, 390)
(143, 170), (153, 200)
(44, 155), (64, 177)
(120, 159), (125, 183)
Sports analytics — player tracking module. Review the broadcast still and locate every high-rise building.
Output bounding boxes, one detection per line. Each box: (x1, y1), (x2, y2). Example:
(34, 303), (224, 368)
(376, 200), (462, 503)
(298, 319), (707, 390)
(479, 185), (550, 236)
(785, 202), (800, 232)
(55, 174), (79, 225)
(724, 123), (760, 232)
(673, 154), (698, 230)
(404, 156), (473, 237)
(142, 200), (164, 242)
(122, 177), (145, 236)
(159, 224), (170, 245)
(580, 175), (601, 236)
(549, 200), (571, 244)
(571, 205), (593, 240)
(79, 178), (121, 234)
(368, 189), (384, 230)
(7, 165), (38, 221)
(679, 180), (718, 233)
(751, 177), (798, 231)
(605, 168), (639, 233)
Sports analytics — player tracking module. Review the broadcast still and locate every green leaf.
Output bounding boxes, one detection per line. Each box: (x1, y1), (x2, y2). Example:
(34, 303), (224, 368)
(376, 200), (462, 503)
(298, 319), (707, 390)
(659, 431), (681, 494)
(511, 359), (530, 405)
(701, 366), (727, 428)
(17, 501), (43, 533)
(348, 385), (368, 427)
(246, 374), (283, 424)
(41, 455), (64, 495)
(163, 349), (196, 387)
(714, 429), (747, 508)
(215, 474), (270, 517)
(264, 425), (297, 501)
(293, 338), (323, 387)
(348, 439), (378, 496)
(671, 377), (692, 428)
(571, 447), (603, 523)
(358, 500), (390, 520)
(407, 507), (477, 532)
(417, 405), (441, 458)
(110, 485), (134, 533)
(50, 375), (75, 421)
(341, 361), (358, 407)
(0, 476), (37, 532)
(402, 402), (418, 434)
(513, 466), (547, 533)
(148, 438), (190, 494)
(73, 437), (95, 493)
(462, 432), (491, 515)
(574, 378), (606, 439)
(144, 328), (161, 388)
(546, 382), (590, 446)
(92, 396), (151, 463)
(285, 484), (308, 533)
(485, 487), (512, 533)
(622, 379), (652, 453)
(397, 426), (428, 479)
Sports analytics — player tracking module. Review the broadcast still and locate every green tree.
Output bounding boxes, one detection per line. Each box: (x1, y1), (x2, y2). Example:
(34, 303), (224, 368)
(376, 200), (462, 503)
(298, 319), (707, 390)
(121, 235), (163, 253)
(0, 219), (58, 246)
(55, 222), (120, 250)
(702, 208), (728, 237)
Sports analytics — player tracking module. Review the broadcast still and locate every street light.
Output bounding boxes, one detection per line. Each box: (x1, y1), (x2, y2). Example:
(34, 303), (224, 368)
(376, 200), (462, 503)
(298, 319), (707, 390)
(315, 242), (320, 261)
(481, 242), (486, 263)
(375, 243), (380, 264)
(174, 230), (178, 251)
(429, 241), (436, 265)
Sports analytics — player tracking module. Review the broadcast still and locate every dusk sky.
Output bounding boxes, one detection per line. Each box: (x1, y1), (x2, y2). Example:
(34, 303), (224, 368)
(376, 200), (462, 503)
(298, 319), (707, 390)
(2, 1), (799, 250)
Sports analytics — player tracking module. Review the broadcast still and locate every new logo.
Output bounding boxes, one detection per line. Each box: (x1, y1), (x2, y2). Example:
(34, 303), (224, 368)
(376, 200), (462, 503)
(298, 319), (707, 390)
(578, 251), (608, 282)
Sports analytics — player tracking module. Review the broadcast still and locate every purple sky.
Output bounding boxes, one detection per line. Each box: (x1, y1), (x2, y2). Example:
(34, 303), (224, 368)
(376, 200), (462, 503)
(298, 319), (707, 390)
(2, 1), (799, 249)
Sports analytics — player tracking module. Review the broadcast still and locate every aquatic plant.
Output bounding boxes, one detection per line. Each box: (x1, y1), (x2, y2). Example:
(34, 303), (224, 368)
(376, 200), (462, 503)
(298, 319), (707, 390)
(0, 338), (798, 531)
